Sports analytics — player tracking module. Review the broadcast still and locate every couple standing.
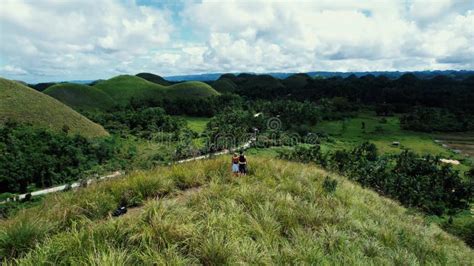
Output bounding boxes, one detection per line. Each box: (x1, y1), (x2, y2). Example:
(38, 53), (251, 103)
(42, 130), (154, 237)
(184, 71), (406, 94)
(231, 151), (247, 176)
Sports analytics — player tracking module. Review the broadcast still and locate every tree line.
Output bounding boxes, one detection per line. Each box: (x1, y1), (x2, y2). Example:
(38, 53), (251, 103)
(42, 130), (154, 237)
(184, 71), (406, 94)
(0, 121), (121, 194)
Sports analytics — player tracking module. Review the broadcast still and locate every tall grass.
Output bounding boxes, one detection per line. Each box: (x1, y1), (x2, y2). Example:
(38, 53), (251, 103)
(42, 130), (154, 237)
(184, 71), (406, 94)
(2, 157), (473, 264)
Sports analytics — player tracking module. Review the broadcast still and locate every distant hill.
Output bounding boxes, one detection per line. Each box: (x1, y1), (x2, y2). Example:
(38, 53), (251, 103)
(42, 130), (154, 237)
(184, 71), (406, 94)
(165, 81), (219, 99)
(94, 75), (219, 106)
(282, 73), (312, 90)
(28, 82), (57, 92)
(0, 77), (108, 138)
(232, 74), (287, 98)
(162, 70), (474, 82)
(44, 83), (116, 111)
(211, 78), (239, 93)
(93, 75), (164, 106)
(136, 72), (172, 86)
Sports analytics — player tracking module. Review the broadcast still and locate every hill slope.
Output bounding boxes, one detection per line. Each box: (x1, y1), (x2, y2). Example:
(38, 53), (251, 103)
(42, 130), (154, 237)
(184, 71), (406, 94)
(136, 72), (171, 86)
(282, 73), (312, 90)
(0, 77), (108, 138)
(211, 77), (238, 93)
(1, 157), (472, 264)
(44, 83), (116, 111)
(94, 75), (219, 106)
(93, 75), (165, 105)
(165, 81), (220, 98)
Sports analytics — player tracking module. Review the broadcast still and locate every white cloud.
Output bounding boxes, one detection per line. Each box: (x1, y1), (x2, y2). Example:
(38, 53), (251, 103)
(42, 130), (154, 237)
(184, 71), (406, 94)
(0, 0), (472, 82)
(1, 65), (28, 75)
(0, 0), (174, 81)
(181, 0), (474, 72)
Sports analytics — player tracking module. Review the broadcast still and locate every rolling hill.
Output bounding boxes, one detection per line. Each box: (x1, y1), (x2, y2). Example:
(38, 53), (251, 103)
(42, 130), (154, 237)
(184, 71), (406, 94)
(211, 77), (239, 93)
(282, 73), (312, 90)
(136, 72), (172, 86)
(93, 75), (219, 106)
(0, 77), (108, 138)
(1, 156), (472, 264)
(165, 81), (219, 99)
(93, 75), (165, 105)
(44, 83), (116, 111)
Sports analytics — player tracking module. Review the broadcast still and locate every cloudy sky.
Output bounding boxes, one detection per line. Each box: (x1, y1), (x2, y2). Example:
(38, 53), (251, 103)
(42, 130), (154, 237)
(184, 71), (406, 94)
(0, 0), (473, 83)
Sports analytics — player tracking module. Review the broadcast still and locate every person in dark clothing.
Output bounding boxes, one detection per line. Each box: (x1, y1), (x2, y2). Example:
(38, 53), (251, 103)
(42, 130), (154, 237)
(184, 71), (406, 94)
(231, 152), (240, 176)
(238, 151), (247, 175)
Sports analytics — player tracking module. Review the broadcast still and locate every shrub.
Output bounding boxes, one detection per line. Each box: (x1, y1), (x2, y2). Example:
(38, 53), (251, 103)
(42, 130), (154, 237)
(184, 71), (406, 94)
(322, 176), (337, 194)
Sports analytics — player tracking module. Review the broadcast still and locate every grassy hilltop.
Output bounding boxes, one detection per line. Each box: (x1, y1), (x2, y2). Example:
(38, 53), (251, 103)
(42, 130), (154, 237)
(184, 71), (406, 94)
(136, 72), (172, 86)
(164, 81), (219, 99)
(0, 77), (108, 138)
(1, 157), (472, 264)
(93, 75), (219, 106)
(44, 83), (116, 111)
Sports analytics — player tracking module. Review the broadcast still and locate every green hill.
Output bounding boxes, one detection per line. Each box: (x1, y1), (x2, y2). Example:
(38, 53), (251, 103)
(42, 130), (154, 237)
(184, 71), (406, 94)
(44, 83), (116, 111)
(1, 157), (472, 264)
(282, 73), (312, 90)
(94, 75), (219, 106)
(211, 77), (238, 93)
(136, 72), (171, 86)
(237, 74), (286, 90)
(0, 77), (108, 138)
(93, 75), (164, 105)
(165, 81), (219, 98)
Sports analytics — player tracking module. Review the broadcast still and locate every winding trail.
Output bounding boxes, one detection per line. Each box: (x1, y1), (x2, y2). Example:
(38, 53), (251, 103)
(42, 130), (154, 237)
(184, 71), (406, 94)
(3, 138), (255, 203)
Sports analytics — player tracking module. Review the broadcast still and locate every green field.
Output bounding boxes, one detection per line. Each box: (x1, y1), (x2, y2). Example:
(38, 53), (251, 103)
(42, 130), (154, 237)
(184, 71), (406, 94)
(0, 77), (108, 138)
(178, 116), (210, 133)
(316, 112), (454, 156)
(44, 83), (116, 111)
(2, 156), (472, 264)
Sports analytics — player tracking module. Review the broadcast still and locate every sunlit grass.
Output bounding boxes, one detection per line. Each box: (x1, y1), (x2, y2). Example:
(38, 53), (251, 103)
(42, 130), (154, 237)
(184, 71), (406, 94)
(177, 116), (210, 133)
(2, 156), (472, 264)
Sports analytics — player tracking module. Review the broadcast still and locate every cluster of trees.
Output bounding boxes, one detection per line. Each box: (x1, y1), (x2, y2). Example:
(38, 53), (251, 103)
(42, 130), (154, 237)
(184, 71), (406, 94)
(224, 73), (474, 113)
(128, 94), (244, 117)
(204, 108), (258, 151)
(0, 122), (120, 193)
(83, 107), (188, 138)
(201, 100), (333, 150)
(278, 142), (473, 216)
(401, 107), (474, 132)
(215, 73), (474, 132)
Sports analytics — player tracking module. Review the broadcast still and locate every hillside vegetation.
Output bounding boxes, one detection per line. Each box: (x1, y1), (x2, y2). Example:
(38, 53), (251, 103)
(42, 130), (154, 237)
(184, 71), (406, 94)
(44, 83), (116, 111)
(165, 81), (219, 99)
(1, 157), (472, 264)
(0, 77), (108, 138)
(136, 72), (171, 86)
(93, 75), (219, 106)
(210, 77), (238, 93)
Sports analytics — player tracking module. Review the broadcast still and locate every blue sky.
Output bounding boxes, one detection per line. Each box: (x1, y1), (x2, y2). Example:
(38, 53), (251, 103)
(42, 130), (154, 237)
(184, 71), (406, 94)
(0, 0), (473, 83)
